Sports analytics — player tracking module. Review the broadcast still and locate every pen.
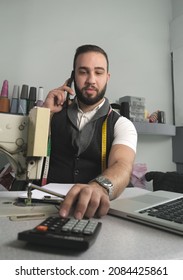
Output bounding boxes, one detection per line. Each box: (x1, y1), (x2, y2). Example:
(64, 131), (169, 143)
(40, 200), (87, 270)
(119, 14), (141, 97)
(29, 183), (66, 200)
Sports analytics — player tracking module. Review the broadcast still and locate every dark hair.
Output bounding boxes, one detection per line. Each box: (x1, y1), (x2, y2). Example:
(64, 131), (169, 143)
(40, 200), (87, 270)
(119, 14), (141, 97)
(73, 44), (109, 71)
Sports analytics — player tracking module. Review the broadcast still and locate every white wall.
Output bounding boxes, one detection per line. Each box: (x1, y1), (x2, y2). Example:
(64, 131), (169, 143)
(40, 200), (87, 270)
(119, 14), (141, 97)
(0, 0), (176, 173)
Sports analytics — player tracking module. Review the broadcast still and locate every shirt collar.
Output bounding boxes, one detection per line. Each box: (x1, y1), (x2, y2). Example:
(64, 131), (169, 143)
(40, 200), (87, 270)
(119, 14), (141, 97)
(75, 98), (105, 114)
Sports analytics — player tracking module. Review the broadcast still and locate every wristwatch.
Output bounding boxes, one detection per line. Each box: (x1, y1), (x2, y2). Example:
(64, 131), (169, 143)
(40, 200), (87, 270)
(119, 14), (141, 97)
(91, 176), (114, 200)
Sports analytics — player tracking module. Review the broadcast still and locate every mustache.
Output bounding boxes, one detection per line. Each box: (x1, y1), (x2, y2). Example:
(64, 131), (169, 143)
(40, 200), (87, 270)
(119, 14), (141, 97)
(83, 85), (98, 91)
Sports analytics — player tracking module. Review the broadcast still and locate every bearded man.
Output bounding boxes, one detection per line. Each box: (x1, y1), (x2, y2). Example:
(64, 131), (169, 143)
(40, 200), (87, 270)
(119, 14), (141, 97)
(43, 44), (137, 220)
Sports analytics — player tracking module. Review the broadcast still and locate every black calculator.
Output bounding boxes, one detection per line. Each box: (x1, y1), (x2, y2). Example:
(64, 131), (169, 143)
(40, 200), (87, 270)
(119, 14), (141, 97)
(18, 216), (102, 251)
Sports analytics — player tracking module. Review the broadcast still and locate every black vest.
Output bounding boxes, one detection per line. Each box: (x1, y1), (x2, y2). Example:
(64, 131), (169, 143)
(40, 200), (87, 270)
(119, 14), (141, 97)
(47, 98), (120, 184)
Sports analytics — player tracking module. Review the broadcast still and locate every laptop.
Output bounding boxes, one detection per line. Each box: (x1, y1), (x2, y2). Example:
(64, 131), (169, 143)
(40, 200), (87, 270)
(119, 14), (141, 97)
(108, 190), (183, 235)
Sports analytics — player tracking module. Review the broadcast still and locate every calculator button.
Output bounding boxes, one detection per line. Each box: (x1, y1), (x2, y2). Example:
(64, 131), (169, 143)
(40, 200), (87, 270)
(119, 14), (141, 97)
(84, 221), (98, 234)
(36, 225), (48, 232)
(62, 219), (78, 232)
(72, 220), (89, 233)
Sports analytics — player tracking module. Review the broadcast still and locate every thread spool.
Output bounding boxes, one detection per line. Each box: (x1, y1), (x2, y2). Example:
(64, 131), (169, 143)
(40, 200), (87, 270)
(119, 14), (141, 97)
(0, 97), (10, 113)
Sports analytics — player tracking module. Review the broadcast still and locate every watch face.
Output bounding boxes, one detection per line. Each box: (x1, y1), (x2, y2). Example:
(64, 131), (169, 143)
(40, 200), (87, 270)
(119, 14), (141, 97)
(96, 176), (113, 187)
(94, 176), (113, 200)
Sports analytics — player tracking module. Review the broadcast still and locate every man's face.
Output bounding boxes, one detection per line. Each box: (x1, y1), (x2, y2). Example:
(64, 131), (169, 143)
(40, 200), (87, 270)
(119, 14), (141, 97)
(74, 52), (110, 106)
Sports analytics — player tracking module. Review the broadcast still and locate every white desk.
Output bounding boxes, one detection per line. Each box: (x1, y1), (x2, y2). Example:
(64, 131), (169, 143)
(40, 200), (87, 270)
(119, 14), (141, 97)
(0, 188), (183, 260)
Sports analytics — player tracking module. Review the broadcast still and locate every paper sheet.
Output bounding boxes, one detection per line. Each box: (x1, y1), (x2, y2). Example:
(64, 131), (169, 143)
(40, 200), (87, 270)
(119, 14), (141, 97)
(18, 183), (73, 201)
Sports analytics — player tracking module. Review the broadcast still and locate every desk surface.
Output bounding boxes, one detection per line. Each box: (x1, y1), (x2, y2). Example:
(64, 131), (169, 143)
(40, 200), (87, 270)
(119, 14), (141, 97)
(0, 188), (183, 260)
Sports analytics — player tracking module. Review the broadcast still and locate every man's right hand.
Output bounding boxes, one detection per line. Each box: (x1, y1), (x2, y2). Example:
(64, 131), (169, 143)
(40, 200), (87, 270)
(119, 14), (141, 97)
(43, 80), (75, 113)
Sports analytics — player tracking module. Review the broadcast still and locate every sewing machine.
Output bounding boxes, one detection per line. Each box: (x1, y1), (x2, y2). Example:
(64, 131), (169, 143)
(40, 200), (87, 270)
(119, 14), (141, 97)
(0, 107), (62, 219)
(0, 107), (50, 181)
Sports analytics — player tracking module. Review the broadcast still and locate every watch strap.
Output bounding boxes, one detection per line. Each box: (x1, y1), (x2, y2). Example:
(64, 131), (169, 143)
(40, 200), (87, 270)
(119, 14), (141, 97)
(91, 176), (114, 200)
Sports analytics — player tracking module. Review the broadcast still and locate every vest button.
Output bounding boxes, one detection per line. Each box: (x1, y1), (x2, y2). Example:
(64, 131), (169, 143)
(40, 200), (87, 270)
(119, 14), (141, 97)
(75, 154), (79, 160)
(74, 169), (79, 175)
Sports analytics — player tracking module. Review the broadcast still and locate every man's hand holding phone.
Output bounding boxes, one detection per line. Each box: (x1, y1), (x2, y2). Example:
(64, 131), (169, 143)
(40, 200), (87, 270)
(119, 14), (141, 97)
(43, 76), (74, 113)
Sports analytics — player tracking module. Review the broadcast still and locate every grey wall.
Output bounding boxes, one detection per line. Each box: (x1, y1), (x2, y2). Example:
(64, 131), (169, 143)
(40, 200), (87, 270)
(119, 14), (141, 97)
(172, 0), (183, 19)
(170, 0), (183, 127)
(0, 0), (176, 173)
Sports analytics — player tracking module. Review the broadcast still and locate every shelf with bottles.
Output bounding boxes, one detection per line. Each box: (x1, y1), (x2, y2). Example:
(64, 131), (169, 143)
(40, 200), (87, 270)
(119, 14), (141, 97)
(133, 121), (176, 136)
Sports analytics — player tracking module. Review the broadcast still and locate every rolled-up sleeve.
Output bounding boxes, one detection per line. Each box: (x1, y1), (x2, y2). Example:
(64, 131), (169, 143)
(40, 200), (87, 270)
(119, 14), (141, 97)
(112, 116), (138, 152)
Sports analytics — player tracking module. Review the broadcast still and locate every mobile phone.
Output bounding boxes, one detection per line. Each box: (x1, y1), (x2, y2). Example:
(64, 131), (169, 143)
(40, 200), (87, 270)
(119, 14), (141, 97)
(66, 71), (74, 106)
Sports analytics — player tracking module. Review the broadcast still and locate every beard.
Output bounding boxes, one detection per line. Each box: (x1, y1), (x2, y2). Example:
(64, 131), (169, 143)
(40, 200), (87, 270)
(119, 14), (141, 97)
(74, 81), (107, 106)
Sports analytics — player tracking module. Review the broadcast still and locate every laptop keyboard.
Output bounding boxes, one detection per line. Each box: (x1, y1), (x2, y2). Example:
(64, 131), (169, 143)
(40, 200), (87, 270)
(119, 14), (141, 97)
(139, 197), (183, 224)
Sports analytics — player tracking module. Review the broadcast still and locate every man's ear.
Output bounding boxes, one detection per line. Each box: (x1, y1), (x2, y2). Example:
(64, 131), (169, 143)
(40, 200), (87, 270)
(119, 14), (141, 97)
(107, 73), (110, 82)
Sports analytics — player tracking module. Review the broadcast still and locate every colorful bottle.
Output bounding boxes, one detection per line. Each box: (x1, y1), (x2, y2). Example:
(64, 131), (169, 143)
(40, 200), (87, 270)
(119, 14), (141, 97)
(27, 86), (37, 112)
(36, 87), (44, 107)
(10, 85), (19, 114)
(0, 80), (10, 113)
(17, 84), (29, 115)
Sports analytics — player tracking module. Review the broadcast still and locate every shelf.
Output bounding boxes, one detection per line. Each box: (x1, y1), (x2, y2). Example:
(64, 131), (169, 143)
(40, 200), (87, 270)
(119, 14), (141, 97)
(133, 122), (176, 136)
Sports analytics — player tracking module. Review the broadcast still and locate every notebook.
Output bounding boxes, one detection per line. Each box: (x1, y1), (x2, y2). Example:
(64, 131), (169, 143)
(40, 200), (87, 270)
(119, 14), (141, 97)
(108, 190), (183, 235)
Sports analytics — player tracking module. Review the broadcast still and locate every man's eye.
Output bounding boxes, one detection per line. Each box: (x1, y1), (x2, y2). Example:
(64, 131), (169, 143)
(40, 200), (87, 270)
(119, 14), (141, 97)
(96, 71), (104, 75)
(79, 70), (87, 74)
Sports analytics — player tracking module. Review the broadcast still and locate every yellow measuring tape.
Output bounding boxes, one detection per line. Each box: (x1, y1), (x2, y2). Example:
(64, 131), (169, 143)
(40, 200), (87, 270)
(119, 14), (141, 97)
(101, 117), (108, 172)
(101, 108), (112, 172)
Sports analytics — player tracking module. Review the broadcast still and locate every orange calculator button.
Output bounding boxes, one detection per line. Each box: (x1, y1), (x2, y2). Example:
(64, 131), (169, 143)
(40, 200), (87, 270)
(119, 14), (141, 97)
(36, 225), (48, 232)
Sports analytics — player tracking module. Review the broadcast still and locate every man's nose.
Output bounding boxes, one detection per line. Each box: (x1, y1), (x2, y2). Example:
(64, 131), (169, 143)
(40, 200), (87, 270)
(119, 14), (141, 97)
(86, 72), (96, 84)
